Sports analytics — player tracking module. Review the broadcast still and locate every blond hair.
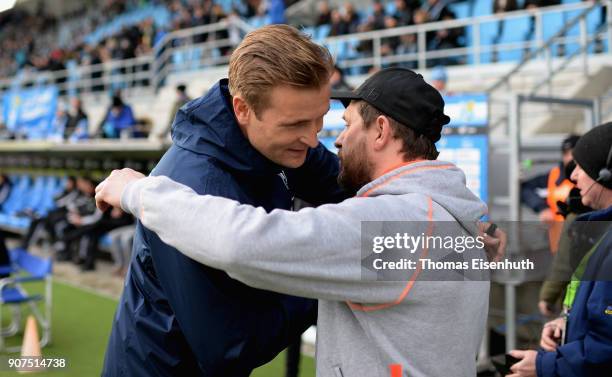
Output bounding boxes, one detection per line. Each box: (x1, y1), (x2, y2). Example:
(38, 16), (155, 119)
(228, 24), (333, 117)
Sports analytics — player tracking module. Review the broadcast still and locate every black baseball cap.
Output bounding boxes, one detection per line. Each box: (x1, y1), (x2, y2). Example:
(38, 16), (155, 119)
(331, 68), (450, 142)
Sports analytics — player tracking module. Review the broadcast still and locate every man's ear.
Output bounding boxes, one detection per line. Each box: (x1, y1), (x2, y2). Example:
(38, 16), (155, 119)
(232, 95), (250, 126)
(372, 115), (393, 152)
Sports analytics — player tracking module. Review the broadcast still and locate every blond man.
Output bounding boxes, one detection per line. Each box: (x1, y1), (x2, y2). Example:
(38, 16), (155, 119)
(102, 25), (347, 377)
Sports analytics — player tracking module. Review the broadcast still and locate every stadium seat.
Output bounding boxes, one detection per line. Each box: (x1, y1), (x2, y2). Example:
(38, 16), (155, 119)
(0, 248), (52, 353)
(449, 2), (471, 19)
(473, 0), (493, 17)
(247, 16), (266, 29)
(385, 2), (397, 16)
(316, 24), (331, 41)
(0, 176), (34, 231)
(498, 16), (532, 62)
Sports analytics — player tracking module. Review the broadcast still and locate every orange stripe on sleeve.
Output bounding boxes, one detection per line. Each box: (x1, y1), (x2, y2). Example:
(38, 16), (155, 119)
(347, 196), (434, 312)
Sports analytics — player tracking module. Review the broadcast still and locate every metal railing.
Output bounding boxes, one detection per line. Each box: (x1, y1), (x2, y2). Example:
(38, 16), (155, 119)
(324, 1), (609, 72)
(0, 1), (608, 99)
(0, 17), (253, 97)
(485, 0), (610, 136)
(487, 0), (610, 94)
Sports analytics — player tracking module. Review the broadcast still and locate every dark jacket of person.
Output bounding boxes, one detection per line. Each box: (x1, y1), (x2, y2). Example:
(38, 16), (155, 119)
(536, 206), (612, 377)
(102, 79), (348, 376)
(64, 108), (88, 140)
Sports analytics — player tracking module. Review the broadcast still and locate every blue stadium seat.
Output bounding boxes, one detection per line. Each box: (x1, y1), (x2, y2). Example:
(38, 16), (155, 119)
(473, 0), (492, 16)
(0, 248), (52, 352)
(316, 24), (331, 41)
(247, 16), (266, 29)
(0, 175), (33, 230)
(498, 16), (532, 62)
(449, 2), (471, 19)
(218, 0), (234, 13)
(1, 176), (30, 216)
(36, 176), (61, 215)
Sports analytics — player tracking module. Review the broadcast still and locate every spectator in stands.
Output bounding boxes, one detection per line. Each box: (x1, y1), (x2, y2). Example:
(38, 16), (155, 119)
(242, 0), (266, 18)
(194, 1), (213, 27)
(316, 1), (332, 26)
(108, 224), (135, 276)
(192, 3), (212, 43)
(397, 33), (418, 68)
(165, 84), (191, 137)
(50, 102), (71, 141)
(393, 0), (420, 27)
(212, 5), (233, 56)
(342, 2), (361, 34)
(412, 8), (436, 48)
(381, 16), (401, 58)
(52, 176), (98, 260)
(65, 98), (89, 141)
(0, 175), (12, 212)
(492, 0), (519, 62)
(81, 45), (104, 92)
(356, 1), (387, 58)
(365, 0), (387, 31)
(430, 65), (449, 95)
(64, 205), (133, 271)
(328, 9), (348, 37)
(523, 0), (561, 55)
(330, 65), (353, 91)
(20, 176), (78, 250)
(48, 49), (67, 93)
(421, 0), (452, 23)
(592, 0), (607, 53)
(132, 118), (152, 138)
(429, 10), (465, 65)
(98, 94), (136, 139)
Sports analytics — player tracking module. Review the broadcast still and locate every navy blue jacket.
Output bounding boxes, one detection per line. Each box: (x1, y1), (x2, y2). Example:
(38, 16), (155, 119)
(536, 206), (612, 377)
(102, 80), (347, 376)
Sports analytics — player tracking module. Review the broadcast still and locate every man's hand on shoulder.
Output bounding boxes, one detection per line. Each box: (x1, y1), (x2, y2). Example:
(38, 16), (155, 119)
(96, 168), (146, 211)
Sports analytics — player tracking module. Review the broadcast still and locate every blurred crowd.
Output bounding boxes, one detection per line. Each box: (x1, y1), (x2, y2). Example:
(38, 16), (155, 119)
(0, 0), (163, 79)
(1, 0), (590, 80)
(0, 175), (136, 274)
(316, 0), (466, 66)
(0, 0), (292, 80)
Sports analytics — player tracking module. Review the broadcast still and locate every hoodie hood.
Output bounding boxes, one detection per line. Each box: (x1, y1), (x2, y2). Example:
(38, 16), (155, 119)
(171, 79), (283, 176)
(357, 160), (487, 228)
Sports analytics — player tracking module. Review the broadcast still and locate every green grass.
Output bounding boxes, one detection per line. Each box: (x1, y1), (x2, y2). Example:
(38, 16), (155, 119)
(0, 281), (315, 376)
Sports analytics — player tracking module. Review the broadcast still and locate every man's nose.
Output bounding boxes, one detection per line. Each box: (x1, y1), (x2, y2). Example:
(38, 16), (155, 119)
(334, 129), (346, 150)
(300, 125), (320, 148)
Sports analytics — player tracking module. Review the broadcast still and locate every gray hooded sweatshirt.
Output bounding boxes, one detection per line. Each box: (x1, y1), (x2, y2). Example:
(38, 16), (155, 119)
(121, 160), (490, 377)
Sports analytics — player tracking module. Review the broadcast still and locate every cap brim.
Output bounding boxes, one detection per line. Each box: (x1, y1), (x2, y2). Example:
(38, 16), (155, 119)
(330, 90), (362, 108)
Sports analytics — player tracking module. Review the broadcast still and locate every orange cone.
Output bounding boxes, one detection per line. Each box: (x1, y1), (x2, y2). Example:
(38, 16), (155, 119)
(17, 315), (43, 373)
